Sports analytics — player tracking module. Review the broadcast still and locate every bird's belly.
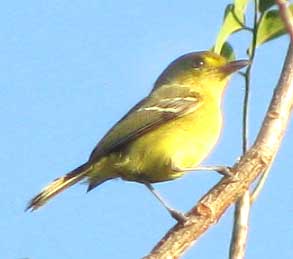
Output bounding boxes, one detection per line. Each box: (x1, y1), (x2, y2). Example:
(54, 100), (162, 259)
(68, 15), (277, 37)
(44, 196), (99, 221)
(115, 109), (222, 183)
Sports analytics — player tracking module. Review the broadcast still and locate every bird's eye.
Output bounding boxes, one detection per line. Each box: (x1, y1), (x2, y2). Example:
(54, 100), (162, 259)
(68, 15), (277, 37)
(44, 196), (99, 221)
(191, 58), (205, 69)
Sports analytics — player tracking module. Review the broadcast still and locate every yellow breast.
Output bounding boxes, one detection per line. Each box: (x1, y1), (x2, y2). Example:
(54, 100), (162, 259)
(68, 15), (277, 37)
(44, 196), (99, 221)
(115, 100), (223, 183)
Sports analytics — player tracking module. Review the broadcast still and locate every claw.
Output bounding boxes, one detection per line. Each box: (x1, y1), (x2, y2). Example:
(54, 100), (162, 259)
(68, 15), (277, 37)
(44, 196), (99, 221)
(216, 166), (233, 177)
(170, 209), (188, 223)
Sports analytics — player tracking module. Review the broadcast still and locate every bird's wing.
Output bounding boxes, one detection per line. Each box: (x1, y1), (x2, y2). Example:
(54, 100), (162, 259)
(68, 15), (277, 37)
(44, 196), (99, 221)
(89, 95), (201, 162)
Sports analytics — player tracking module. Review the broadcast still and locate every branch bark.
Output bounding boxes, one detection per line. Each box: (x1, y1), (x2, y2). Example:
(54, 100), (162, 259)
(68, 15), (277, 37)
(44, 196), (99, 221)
(276, 0), (293, 41)
(143, 42), (293, 259)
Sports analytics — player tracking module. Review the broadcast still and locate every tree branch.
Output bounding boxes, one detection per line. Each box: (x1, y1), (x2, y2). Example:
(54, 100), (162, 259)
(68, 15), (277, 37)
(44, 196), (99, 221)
(143, 42), (293, 259)
(276, 0), (293, 41)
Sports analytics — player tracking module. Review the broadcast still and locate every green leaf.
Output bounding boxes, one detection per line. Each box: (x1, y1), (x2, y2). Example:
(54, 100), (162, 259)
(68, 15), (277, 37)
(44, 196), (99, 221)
(235, 0), (249, 16)
(220, 42), (236, 61)
(255, 5), (293, 47)
(258, 0), (275, 13)
(214, 1), (248, 54)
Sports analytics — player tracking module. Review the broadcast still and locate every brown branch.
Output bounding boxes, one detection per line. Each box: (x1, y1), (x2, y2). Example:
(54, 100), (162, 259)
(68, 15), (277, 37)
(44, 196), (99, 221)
(276, 0), (293, 41)
(249, 1), (293, 205)
(143, 42), (293, 259)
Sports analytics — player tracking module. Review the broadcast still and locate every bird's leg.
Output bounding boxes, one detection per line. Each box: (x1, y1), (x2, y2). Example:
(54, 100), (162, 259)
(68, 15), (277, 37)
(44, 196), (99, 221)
(172, 163), (234, 178)
(143, 182), (188, 223)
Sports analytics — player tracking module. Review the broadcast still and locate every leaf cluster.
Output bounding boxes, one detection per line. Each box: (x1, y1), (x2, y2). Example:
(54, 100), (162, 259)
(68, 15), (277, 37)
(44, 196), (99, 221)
(214, 0), (292, 60)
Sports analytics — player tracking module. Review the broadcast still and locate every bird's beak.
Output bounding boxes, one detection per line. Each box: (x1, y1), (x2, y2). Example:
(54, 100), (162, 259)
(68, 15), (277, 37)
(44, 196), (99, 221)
(221, 59), (250, 74)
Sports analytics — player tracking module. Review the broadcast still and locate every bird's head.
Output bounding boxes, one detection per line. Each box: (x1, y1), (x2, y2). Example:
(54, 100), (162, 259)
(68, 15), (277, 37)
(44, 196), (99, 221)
(154, 51), (249, 91)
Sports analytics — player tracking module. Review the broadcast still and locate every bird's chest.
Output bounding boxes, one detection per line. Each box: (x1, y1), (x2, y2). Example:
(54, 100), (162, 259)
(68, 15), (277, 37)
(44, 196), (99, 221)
(116, 103), (222, 183)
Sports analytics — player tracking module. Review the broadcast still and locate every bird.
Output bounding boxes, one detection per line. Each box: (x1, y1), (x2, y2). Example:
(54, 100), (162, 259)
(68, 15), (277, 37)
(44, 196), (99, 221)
(26, 51), (248, 221)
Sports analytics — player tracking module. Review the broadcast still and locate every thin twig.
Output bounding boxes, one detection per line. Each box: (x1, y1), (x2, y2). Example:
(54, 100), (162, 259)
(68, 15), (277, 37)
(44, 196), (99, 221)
(229, 191), (250, 259)
(143, 42), (293, 259)
(229, 1), (258, 258)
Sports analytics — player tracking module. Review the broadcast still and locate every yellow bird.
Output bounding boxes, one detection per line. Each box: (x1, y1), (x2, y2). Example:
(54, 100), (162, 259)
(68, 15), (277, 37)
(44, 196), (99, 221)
(27, 51), (248, 220)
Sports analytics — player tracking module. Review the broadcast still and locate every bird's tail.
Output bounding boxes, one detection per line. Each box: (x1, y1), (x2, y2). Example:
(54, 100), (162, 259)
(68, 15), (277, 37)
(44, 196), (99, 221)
(26, 163), (92, 211)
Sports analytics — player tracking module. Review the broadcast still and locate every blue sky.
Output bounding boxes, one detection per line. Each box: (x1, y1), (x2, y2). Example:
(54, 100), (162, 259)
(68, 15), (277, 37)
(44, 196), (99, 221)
(1, 1), (292, 258)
